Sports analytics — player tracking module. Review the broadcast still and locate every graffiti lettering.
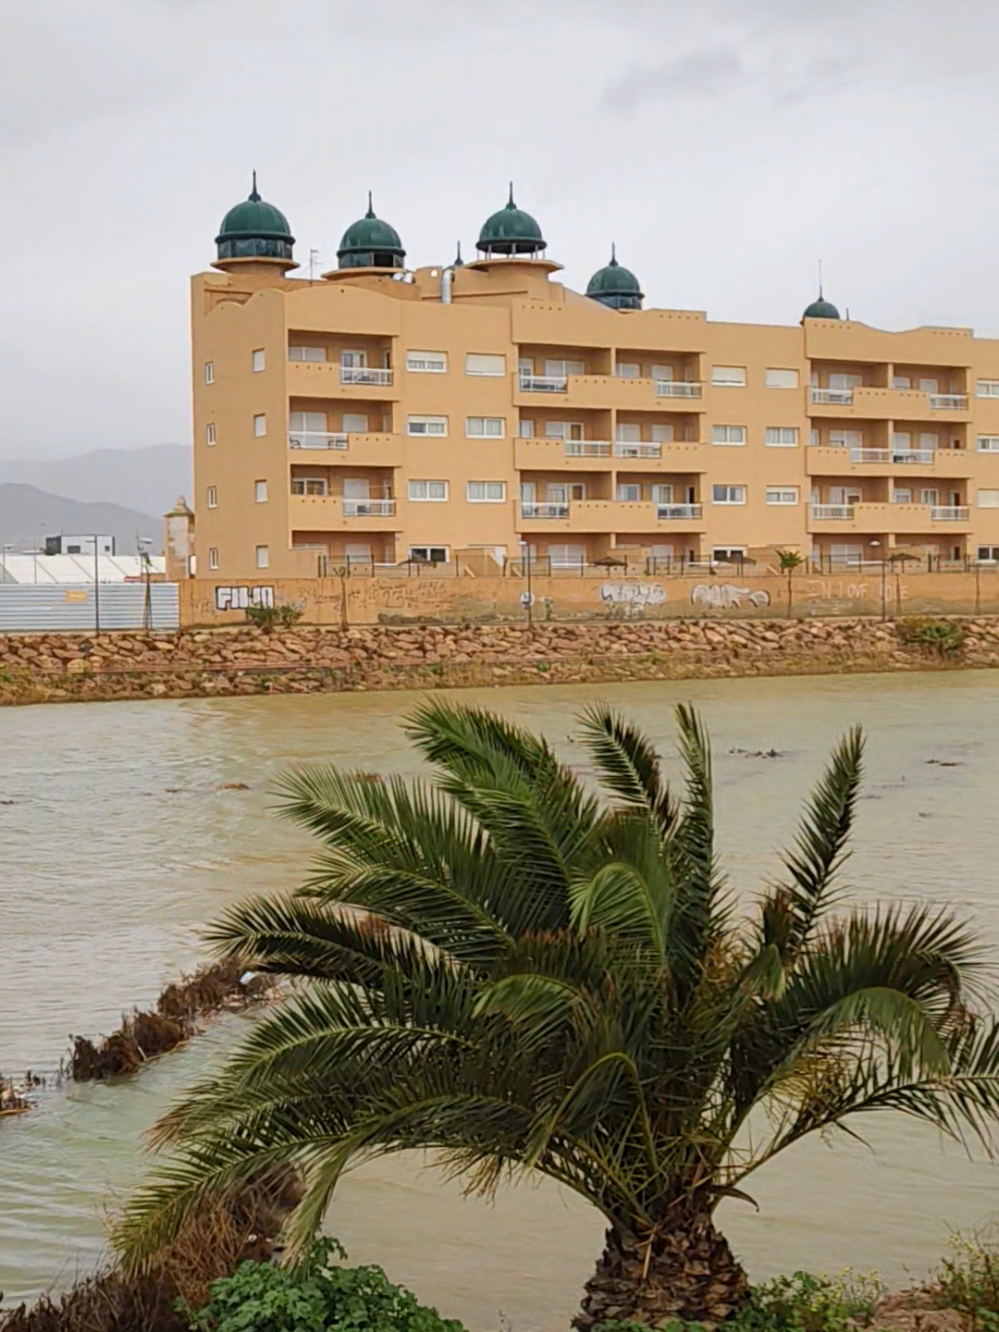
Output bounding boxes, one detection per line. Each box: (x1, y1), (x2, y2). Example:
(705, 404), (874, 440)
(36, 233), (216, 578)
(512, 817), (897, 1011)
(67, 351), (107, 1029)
(599, 581), (667, 618)
(691, 583), (770, 609)
(214, 585), (275, 611)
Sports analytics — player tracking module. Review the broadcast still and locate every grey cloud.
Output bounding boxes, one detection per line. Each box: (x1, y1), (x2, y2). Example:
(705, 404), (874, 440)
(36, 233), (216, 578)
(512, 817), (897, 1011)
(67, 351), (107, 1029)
(602, 46), (743, 114)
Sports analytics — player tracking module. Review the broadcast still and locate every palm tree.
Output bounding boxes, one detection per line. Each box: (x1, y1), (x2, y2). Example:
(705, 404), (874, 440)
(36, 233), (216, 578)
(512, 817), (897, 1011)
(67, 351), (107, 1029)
(775, 548), (807, 618)
(115, 703), (999, 1327)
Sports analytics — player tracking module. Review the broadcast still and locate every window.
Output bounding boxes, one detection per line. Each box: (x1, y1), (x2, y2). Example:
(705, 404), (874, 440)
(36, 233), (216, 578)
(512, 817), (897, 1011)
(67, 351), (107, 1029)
(253, 413), (267, 437)
(408, 479), (448, 501)
(466, 416), (505, 438)
(466, 481), (506, 502)
(407, 416), (448, 436)
(409, 545), (448, 564)
(544, 359), (586, 377)
(651, 364), (673, 383)
(712, 485), (746, 505)
(650, 424), (674, 443)
(206, 486), (218, 509)
(205, 423), (216, 446)
(465, 353), (505, 376)
(615, 362), (641, 379)
(892, 432), (911, 449)
(615, 423), (641, 443)
(518, 419), (534, 438)
(918, 377), (939, 394)
(254, 480), (268, 504)
(829, 429), (863, 447)
(713, 547), (746, 562)
(892, 376), (911, 390)
(918, 489), (939, 506)
(341, 350), (368, 367)
(978, 380), (999, 398)
(208, 547), (219, 571)
(406, 350), (447, 373)
(342, 413), (369, 433)
(544, 420), (584, 440)
(711, 425), (745, 445)
(616, 483), (641, 502)
(829, 373), (863, 390)
(765, 486), (799, 505)
(711, 365), (746, 387)
(252, 349), (265, 373)
(979, 546), (999, 561)
(651, 484), (673, 503)
(894, 489), (912, 504)
(204, 361), (214, 384)
(764, 368), (799, 389)
(291, 477), (328, 496)
(978, 490), (999, 508)
(765, 427), (798, 447)
(255, 545), (269, 569)
(978, 436), (999, 452)
(288, 345), (326, 362)
(546, 543), (587, 567)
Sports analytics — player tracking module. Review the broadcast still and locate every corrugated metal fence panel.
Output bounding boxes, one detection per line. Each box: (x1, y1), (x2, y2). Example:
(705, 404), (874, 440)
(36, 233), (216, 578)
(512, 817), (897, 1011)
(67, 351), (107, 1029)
(0, 584), (179, 632)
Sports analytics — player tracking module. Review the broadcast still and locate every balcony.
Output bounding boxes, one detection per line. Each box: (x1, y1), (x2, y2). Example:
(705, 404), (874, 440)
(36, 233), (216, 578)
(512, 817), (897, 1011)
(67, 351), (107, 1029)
(811, 504), (854, 520)
(288, 494), (403, 530)
(850, 447), (933, 465)
(655, 381), (702, 399)
(564, 440), (612, 457)
(518, 372), (567, 393)
(809, 386), (971, 421)
(340, 366), (393, 387)
(514, 437), (708, 472)
(520, 501), (570, 520)
(931, 505), (970, 521)
(289, 432), (348, 450)
(613, 441), (663, 459)
(514, 373), (705, 412)
(811, 387), (854, 406)
(657, 503), (703, 520)
(929, 394), (968, 411)
(808, 500), (972, 534)
(806, 444), (972, 479)
(343, 499), (396, 517)
(517, 500), (705, 533)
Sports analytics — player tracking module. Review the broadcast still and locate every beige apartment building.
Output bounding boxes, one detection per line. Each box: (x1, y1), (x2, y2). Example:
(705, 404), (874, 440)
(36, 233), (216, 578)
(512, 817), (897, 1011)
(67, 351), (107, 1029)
(191, 180), (999, 579)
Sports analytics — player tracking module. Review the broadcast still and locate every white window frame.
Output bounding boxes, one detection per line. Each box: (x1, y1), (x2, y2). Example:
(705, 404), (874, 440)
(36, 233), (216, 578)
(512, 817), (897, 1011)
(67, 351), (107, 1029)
(408, 479), (449, 502)
(254, 480), (268, 504)
(253, 413), (267, 437)
(829, 429), (863, 447)
(765, 486), (799, 505)
(208, 547), (219, 570)
(406, 350), (448, 374)
(255, 545), (270, 569)
(409, 545), (449, 564)
(206, 485), (218, 509)
(407, 416), (448, 437)
(204, 361), (214, 384)
(518, 419), (534, 438)
(205, 423), (216, 446)
(978, 380), (999, 398)
(712, 485), (747, 505)
(252, 349), (265, 373)
(713, 546), (747, 562)
(978, 435), (999, 452)
(711, 365), (746, 387)
(616, 483), (642, 503)
(765, 427), (799, 448)
(711, 425), (746, 446)
(764, 368), (799, 389)
(465, 353), (506, 377)
(650, 424), (674, 443)
(978, 489), (999, 509)
(465, 417), (505, 438)
(892, 376), (911, 390)
(288, 345), (327, 363)
(466, 481), (506, 503)
(829, 373), (863, 390)
(893, 488), (912, 504)
(615, 362), (641, 379)
(291, 477), (328, 496)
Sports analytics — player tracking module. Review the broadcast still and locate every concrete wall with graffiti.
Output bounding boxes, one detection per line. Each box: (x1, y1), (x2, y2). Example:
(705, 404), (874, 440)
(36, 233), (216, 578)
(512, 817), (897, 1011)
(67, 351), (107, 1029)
(178, 568), (999, 627)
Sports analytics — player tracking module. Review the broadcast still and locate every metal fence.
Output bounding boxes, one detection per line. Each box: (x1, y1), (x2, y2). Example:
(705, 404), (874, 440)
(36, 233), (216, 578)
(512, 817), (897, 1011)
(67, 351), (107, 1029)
(0, 584), (179, 632)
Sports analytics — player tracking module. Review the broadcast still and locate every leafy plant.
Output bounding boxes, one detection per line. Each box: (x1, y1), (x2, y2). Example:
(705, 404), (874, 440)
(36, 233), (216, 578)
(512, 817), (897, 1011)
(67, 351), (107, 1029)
(934, 1233), (999, 1329)
(186, 1238), (467, 1332)
(775, 549), (807, 618)
(896, 616), (967, 657)
(116, 704), (999, 1327)
(245, 604), (304, 632)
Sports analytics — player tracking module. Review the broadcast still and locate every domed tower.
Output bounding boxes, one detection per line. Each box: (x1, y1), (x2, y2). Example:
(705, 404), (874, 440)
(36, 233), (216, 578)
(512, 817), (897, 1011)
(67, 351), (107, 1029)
(213, 173), (297, 273)
(477, 184), (546, 259)
(802, 289), (840, 320)
(334, 194), (406, 271)
(586, 246), (644, 311)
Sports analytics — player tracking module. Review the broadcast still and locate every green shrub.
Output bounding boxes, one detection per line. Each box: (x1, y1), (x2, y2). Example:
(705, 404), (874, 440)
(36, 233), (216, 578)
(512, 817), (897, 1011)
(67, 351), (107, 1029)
(245, 604), (304, 632)
(896, 616), (967, 657)
(934, 1233), (999, 1328)
(186, 1238), (468, 1332)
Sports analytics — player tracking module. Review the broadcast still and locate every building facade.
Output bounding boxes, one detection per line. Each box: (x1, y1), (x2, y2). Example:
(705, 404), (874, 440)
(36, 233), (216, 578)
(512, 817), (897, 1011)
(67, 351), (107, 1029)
(191, 181), (999, 578)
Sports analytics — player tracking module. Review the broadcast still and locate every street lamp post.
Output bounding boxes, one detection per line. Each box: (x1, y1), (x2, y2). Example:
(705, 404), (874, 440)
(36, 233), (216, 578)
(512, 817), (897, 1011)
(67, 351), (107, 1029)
(519, 541), (533, 629)
(138, 537), (154, 632)
(92, 535), (101, 635)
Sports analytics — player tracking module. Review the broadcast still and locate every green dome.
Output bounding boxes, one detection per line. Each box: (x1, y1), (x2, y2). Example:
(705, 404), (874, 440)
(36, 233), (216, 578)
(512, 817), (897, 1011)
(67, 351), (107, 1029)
(215, 174), (295, 263)
(802, 293), (840, 320)
(586, 248), (643, 310)
(478, 185), (546, 257)
(337, 194), (406, 269)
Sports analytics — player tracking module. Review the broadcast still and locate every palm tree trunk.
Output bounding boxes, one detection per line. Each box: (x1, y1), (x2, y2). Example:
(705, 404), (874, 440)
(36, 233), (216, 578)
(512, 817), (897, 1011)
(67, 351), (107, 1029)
(574, 1216), (748, 1329)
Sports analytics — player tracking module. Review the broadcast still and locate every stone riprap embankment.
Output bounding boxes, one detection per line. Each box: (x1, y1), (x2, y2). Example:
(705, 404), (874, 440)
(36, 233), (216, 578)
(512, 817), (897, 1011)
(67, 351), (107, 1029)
(0, 617), (995, 705)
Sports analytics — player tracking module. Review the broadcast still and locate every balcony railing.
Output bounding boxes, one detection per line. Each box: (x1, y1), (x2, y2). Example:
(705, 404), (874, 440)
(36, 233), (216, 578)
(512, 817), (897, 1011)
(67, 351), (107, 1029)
(518, 372), (568, 393)
(810, 387), (855, 406)
(656, 503), (703, 520)
(340, 365), (393, 386)
(614, 441), (663, 458)
(931, 505), (970, 521)
(520, 501), (569, 519)
(811, 503), (855, 520)
(849, 447), (934, 465)
(289, 432), (348, 450)
(928, 393), (968, 410)
(564, 440), (612, 457)
(654, 380), (702, 398)
(343, 498), (396, 517)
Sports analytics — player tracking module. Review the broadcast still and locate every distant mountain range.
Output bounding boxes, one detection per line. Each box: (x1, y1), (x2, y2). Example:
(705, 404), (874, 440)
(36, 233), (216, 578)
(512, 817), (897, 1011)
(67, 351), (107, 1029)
(0, 444), (191, 518)
(0, 485), (163, 554)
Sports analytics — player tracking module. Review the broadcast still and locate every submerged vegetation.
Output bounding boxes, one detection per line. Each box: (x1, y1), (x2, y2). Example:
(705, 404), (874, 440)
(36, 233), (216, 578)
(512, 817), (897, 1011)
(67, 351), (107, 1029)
(110, 702), (999, 1327)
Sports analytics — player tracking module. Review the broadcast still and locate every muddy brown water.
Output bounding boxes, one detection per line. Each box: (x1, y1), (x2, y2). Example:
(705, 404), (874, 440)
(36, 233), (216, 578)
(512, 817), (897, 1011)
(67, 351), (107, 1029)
(2, 675), (999, 1325)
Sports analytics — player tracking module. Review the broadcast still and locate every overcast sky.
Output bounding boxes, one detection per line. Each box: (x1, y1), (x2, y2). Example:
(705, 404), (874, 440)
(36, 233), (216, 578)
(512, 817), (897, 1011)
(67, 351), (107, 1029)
(3, 0), (998, 460)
